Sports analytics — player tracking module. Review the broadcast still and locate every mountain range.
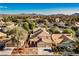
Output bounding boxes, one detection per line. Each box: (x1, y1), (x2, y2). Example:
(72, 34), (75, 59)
(0, 13), (79, 16)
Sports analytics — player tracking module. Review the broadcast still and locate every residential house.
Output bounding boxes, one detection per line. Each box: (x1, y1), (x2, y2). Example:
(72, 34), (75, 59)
(37, 23), (45, 27)
(0, 20), (5, 32)
(55, 18), (60, 23)
(29, 28), (53, 47)
(51, 34), (76, 55)
(5, 21), (15, 30)
(37, 28), (53, 47)
(51, 34), (75, 48)
(0, 20), (5, 27)
(58, 21), (65, 27)
(0, 32), (13, 47)
(0, 32), (8, 42)
(0, 21), (15, 33)
(75, 22), (79, 28)
(0, 32), (7, 39)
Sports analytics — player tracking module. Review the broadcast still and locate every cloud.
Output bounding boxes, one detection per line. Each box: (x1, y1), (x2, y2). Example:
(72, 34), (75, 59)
(0, 6), (8, 8)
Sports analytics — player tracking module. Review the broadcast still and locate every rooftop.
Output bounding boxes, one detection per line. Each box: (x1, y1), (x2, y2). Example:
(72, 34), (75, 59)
(52, 34), (74, 44)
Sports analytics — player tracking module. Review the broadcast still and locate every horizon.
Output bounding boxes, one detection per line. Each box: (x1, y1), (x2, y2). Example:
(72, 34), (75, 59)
(0, 3), (79, 15)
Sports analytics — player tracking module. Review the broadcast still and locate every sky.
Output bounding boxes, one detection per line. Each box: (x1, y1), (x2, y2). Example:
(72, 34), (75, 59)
(0, 3), (79, 15)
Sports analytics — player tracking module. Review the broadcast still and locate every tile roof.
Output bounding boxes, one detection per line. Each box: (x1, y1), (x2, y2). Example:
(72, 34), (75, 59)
(31, 28), (53, 43)
(0, 32), (6, 37)
(52, 34), (73, 44)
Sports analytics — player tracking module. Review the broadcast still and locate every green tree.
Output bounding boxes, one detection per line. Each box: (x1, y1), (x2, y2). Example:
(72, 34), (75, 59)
(71, 26), (78, 31)
(22, 22), (30, 32)
(44, 20), (49, 30)
(63, 28), (75, 36)
(11, 26), (26, 53)
(2, 17), (8, 22)
(22, 20), (36, 47)
(49, 26), (61, 34)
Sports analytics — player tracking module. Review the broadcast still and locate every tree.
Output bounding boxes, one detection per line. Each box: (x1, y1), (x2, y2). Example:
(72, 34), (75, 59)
(49, 26), (61, 51)
(75, 41), (79, 47)
(71, 26), (78, 31)
(63, 28), (75, 36)
(2, 17), (8, 22)
(22, 20), (36, 47)
(23, 20), (36, 32)
(44, 20), (49, 30)
(73, 41), (79, 53)
(22, 22), (30, 32)
(29, 21), (36, 31)
(49, 26), (61, 34)
(11, 26), (26, 54)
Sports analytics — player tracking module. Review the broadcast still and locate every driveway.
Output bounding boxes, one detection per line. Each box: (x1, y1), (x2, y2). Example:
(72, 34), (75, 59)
(0, 47), (15, 55)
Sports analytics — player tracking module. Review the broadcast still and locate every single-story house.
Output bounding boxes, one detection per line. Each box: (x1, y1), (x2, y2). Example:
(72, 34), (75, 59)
(0, 32), (7, 40)
(75, 22), (79, 28)
(51, 34), (75, 48)
(55, 18), (61, 23)
(29, 28), (53, 47)
(37, 28), (53, 47)
(0, 20), (5, 27)
(0, 21), (15, 33)
(0, 32), (10, 43)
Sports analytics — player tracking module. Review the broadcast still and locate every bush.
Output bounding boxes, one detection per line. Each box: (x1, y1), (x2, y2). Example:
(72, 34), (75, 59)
(49, 26), (61, 34)
(71, 26), (78, 31)
(63, 28), (75, 36)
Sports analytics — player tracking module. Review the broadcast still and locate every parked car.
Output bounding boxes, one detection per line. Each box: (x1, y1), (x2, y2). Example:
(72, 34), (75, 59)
(0, 42), (5, 50)
(44, 49), (52, 52)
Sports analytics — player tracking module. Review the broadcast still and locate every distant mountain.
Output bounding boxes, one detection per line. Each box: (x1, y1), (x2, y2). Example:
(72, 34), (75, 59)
(71, 13), (79, 16)
(1, 13), (79, 16)
(50, 14), (67, 16)
(50, 13), (79, 16)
